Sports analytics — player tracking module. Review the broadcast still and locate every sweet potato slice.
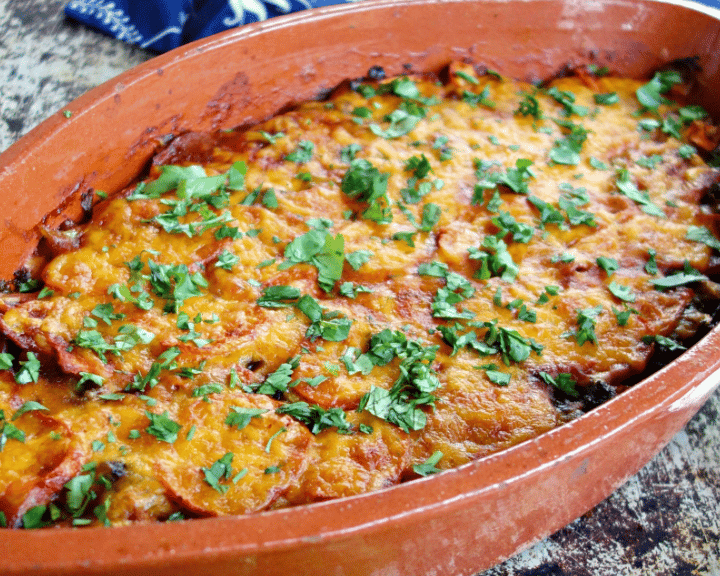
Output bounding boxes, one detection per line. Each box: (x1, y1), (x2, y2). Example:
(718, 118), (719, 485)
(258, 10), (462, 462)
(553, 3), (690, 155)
(157, 392), (311, 516)
(0, 397), (86, 527)
(287, 412), (410, 503)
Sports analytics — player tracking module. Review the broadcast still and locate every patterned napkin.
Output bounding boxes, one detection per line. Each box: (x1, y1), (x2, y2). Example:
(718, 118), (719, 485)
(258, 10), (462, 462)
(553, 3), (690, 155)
(64, 0), (359, 52)
(65, 0), (720, 53)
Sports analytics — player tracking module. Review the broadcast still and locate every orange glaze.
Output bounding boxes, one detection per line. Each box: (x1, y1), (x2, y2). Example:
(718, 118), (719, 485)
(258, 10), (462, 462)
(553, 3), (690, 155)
(1, 63), (719, 528)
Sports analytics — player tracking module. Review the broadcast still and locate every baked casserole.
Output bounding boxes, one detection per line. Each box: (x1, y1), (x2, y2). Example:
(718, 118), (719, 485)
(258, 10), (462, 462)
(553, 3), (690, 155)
(1, 62), (718, 528)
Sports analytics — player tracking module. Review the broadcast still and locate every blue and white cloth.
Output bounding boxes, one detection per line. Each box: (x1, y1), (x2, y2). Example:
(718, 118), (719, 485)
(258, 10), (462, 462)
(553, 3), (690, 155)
(64, 0), (358, 52)
(65, 0), (720, 53)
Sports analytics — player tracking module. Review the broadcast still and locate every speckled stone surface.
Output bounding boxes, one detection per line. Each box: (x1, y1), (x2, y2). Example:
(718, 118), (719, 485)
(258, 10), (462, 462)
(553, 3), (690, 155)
(1, 1), (719, 574)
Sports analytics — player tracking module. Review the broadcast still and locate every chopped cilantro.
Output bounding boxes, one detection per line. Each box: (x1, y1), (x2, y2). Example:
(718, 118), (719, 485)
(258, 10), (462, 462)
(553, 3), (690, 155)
(589, 156), (608, 170)
(255, 358), (298, 395)
(645, 249), (659, 275)
(678, 144), (696, 159)
(546, 86), (588, 117)
(463, 86), (495, 108)
(276, 402), (352, 434)
(0, 352), (13, 370)
(498, 159), (534, 194)
(341, 143), (362, 163)
(296, 295), (352, 341)
(215, 250), (240, 270)
(339, 282), (372, 299)
(285, 140), (314, 163)
(226, 406), (268, 430)
(202, 452), (234, 494)
(549, 120), (589, 165)
(486, 370), (511, 386)
(615, 170), (665, 218)
(686, 226), (720, 251)
(265, 427), (287, 452)
(413, 450), (443, 476)
(608, 281), (636, 302)
(257, 285), (301, 308)
(469, 236), (519, 283)
(636, 154), (663, 169)
(192, 383), (224, 398)
(594, 92), (619, 105)
(572, 306), (603, 346)
(454, 70), (479, 85)
(419, 203), (441, 232)
(15, 352), (40, 384)
(636, 70), (682, 111)
(642, 334), (686, 351)
(11, 401), (49, 420)
(515, 91), (542, 119)
(405, 154), (433, 179)
(284, 229), (345, 292)
(341, 159), (392, 224)
(596, 257), (619, 276)
(539, 371), (578, 396)
(145, 411), (181, 443)
(22, 506), (49, 529)
(613, 305), (639, 326)
(346, 249), (373, 270)
(651, 262), (706, 289)
(417, 261), (449, 277)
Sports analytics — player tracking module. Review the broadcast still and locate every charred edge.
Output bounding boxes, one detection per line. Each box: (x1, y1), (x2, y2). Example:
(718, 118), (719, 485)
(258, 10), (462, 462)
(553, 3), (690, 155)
(536, 62), (576, 88)
(664, 55), (702, 76)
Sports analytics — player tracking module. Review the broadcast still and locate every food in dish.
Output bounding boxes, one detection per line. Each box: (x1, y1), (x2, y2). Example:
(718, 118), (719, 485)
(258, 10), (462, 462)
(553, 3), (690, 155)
(1, 62), (718, 528)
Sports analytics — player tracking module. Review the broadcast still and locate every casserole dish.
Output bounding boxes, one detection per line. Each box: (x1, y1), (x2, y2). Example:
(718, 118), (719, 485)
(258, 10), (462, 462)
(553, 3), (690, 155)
(1, 0), (719, 574)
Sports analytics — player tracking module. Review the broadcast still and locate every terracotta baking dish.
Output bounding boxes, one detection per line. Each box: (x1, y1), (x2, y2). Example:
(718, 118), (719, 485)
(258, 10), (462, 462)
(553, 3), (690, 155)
(1, 0), (719, 574)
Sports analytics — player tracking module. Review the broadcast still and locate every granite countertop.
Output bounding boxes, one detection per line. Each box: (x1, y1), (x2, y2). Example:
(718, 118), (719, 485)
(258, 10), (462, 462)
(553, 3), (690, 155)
(1, 1), (719, 574)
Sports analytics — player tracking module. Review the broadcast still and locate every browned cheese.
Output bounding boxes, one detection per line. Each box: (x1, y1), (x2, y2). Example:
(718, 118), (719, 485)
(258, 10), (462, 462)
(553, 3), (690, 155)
(1, 62), (719, 527)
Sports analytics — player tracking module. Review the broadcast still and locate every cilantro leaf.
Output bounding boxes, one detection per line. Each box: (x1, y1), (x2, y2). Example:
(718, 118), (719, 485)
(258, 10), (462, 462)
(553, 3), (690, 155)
(413, 451), (443, 476)
(608, 281), (636, 302)
(651, 264), (707, 289)
(255, 357), (300, 395)
(469, 236), (519, 283)
(276, 402), (352, 434)
(419, 203), (441, 232)
(594, 92), (619, 105)
(257, 285), (301, 308)
(642, 335), (686, 351)
(486, 369), (511, 386)
(515, 91), (542, 119)
(549, 121), (589, 166)
(615, 170), (665, 218)
(539, 371), (579, 397)
(225, 407), (268, 430)
(572, 306), (603, 346)
(284, 229), (345, 292)
(686, 226), (720, 251)
(0, 352), (13, 370)
(202, 453), (234, 494)
(16, 352), (41, 384)
(341, 159), (392, 224)
(145, 411), (181, 443)
(285, 140), (314, 163)
(546, 86), (588, 117)
(11, 401), (49, 421)
(596, 257), (619, 276)
(346, 249), (373, 271)
(636, 70), (682, 111)
(498, 159), (534, 194)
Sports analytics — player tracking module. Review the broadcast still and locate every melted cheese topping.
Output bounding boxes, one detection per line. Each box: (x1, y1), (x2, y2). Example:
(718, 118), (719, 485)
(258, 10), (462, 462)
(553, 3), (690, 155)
(1, 63), (718, 527)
